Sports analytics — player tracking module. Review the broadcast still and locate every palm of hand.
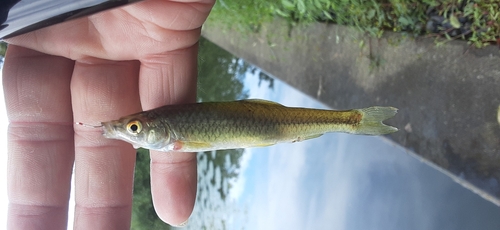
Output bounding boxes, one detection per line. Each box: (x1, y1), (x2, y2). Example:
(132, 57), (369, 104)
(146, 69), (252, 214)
(3, 0), (214, 228)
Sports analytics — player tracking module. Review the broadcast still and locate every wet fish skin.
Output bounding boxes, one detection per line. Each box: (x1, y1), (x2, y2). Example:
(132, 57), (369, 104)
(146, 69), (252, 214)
(101, 99), (398, 152)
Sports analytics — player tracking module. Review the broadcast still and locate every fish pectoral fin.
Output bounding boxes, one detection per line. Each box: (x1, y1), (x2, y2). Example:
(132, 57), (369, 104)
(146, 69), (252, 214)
(242, 99), (284, 106)
(293, 134), (323, 142)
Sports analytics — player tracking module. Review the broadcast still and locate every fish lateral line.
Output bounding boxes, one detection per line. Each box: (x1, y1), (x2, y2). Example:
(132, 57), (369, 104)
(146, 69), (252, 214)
(75, 122), (103, 128)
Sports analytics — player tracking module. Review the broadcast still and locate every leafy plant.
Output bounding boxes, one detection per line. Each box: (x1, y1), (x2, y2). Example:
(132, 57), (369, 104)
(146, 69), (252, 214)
(207, 0), (500, 47)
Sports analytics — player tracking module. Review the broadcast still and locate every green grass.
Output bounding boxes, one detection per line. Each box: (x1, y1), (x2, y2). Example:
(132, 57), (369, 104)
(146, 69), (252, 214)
(207, 0), (500, 47)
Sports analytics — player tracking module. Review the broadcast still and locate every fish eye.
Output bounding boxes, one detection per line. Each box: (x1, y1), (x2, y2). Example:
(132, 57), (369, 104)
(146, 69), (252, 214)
(126, 120), (142, 135)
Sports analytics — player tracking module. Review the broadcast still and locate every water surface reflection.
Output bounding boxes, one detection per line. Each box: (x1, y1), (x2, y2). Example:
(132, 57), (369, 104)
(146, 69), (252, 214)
(131, 39), (500, 230)
(182, 75), (500, 230)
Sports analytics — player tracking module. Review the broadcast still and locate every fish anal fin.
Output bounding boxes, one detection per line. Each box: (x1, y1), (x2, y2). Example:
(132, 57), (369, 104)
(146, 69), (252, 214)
(254, 142), (276, 148)
(293, 134), (323, 143)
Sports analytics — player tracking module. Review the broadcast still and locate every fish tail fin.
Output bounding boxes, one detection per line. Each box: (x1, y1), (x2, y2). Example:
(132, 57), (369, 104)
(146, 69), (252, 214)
(355, 106), (398, 135)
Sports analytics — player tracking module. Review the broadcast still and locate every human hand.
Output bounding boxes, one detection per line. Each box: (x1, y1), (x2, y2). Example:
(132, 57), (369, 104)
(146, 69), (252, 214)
(3, 0), (214, 228)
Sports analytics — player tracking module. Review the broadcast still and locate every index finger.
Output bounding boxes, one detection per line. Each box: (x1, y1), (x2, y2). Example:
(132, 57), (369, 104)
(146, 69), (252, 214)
(139, 44), (199, 226)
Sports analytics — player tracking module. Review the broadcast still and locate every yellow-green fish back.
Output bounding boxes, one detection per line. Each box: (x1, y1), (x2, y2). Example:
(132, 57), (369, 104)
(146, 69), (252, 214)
(100, 99), (397, 152)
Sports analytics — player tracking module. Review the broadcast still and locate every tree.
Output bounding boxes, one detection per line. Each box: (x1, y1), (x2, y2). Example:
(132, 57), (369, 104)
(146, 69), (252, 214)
(197, 37), (249, 102)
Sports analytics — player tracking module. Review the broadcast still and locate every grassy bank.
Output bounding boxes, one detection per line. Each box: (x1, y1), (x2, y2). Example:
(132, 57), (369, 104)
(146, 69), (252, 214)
(207, 0), (500, 47)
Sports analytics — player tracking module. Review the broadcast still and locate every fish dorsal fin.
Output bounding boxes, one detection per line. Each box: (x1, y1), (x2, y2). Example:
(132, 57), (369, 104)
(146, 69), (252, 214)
(241, 99), (284, 106)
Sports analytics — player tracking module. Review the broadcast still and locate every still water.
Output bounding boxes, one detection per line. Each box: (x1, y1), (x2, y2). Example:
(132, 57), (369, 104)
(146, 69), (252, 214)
(172, 72), (500, 230)
(122, 39), (500, 229)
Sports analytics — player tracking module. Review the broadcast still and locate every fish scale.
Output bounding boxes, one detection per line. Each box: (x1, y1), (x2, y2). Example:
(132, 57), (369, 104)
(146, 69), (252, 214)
(96, 99), (398, 152)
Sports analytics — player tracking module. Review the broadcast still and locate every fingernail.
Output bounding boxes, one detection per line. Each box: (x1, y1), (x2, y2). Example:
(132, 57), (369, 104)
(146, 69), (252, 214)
(173, 219), (189, 228)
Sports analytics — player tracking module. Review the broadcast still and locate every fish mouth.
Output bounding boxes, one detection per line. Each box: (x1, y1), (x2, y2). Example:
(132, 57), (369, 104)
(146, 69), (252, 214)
(102, 121), (118, 139)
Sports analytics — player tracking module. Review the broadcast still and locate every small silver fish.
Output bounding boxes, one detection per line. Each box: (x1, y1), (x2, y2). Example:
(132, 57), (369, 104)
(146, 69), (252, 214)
(78, 99), (398, 152)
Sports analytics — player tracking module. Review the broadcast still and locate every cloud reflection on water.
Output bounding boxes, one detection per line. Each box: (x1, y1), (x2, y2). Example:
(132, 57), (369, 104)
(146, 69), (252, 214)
(183, 72), (500, 230)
